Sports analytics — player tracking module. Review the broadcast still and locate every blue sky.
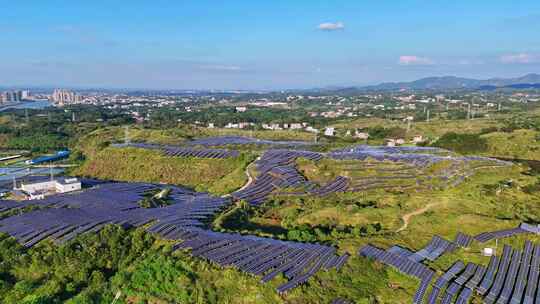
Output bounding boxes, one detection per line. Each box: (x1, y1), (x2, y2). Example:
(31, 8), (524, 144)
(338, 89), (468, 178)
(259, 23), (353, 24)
(1, 0), (540, 90)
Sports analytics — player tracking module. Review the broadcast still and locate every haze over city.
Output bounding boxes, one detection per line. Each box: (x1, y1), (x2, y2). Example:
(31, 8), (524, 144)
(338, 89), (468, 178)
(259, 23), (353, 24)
(2, 1), (540, 90)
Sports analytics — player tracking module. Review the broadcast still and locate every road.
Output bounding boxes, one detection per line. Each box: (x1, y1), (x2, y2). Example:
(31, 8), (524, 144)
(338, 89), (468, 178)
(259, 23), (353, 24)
(396, 202), (440, 233)
(221, 156), (260, 198)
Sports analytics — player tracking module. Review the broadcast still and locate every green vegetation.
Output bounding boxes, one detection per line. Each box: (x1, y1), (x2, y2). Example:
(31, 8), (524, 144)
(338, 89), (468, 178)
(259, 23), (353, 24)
(74, 147), (254, 195)
(481, 129), (540, 160)
(0, 226), (283, 304)
(431, 132), (488, 154)
(0, 95), (538, 303)
(0, 225), (416, 304)
(138, 188), (172, 208)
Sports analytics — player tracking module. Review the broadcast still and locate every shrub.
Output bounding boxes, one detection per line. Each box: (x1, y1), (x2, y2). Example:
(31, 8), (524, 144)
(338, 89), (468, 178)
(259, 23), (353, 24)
(431, 132), (488, 154)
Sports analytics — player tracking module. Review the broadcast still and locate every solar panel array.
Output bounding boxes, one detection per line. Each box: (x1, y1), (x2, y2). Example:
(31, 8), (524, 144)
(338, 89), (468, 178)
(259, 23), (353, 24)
(409, 235), (455, 262)
(328, 145), (510, 190)
(329, 145), (508, 167)
(424, 241), (540, 304)
(358, 245), (434, 304)
(0, 182), (226, 246)
(0, 180), (348, 293)
(520, 223), (540, 234)
(390, 233), (471, 263)
(171, 227), (347, 294)
(232, 149), (324, 205)
(359, 232), (540, 304)
(474, 225), (530, 243)
(309, 176), (349, 196)
(453, 232), (474, 249)
(116, 142), (240, 159)
(187, 136), (313, 147)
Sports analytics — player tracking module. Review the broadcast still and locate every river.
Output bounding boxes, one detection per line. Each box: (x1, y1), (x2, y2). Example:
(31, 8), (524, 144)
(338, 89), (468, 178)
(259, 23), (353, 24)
(0, 100), (53, 111)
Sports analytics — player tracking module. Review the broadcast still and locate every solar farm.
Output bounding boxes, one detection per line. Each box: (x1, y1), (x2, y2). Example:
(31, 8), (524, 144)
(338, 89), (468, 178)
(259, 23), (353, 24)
(359, 224), (540, 304)
(1, 135), (539, 303)
(0, 179), (349, 294)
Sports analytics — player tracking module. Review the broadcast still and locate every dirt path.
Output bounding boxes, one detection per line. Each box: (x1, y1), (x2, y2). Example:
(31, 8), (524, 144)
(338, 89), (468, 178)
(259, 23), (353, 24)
(396, 202), (440, 233)
(236, 157), (260, 192)
(221, 157), (260, 198)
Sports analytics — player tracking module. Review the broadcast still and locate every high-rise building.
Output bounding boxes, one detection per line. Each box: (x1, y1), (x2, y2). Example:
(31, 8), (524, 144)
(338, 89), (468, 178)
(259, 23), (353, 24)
(0, 90), (22, 103)
(21, 90), (30, 100)
(51, 89), (82, 105)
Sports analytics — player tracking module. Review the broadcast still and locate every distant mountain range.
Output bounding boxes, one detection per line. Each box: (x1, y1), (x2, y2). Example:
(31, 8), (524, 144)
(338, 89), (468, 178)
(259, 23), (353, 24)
(322, 73), (540, 93)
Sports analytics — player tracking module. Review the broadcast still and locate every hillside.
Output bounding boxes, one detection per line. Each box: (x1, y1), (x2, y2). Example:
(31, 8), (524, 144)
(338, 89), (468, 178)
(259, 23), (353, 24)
(322, 73), (540, 92)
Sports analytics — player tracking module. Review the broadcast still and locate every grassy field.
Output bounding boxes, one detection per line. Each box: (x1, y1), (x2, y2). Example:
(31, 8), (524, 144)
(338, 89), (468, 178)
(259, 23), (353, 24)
(481, 129), (540, 160)
(74, 147), (254, 195)
(331, 116), (504, 139)
(215, 156), (539, 302)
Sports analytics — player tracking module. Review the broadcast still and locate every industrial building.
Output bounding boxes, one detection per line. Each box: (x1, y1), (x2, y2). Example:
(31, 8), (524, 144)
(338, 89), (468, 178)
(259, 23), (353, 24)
(16, 177), (82, 200)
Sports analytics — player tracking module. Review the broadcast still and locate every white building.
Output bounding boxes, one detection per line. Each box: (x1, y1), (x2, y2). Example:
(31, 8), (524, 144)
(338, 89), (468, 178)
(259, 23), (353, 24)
(355, 131), (369, 140)
(386, 138), (405, 147)
(483, 248), (494, 257)
(289, 123), (303, 130)
(305, 126), (319, 133)
(18, 178), (82, 200)
(235, 106), (247, 112)
(412, 135), (424, 144)
(262, 123), (282, 130)
(395, 138), (405, 145)
(324, 127), (335, 137)
(55, 178), (82, 193)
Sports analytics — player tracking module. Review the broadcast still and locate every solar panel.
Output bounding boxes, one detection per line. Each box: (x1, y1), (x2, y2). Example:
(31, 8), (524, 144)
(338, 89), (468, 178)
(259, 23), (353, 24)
(510, 241), (532, 304)
(484, 245), (513, 304)
(478, 255), (501, 296)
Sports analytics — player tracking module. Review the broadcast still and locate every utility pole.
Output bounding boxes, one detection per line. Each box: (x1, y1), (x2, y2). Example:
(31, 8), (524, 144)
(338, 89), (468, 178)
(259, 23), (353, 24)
(467, 103), (471, 120)
(124, 126), (130, 145)
(25, 109), (29, 124)
(426, 110), (430, 122)
(72, 112), (76, 123)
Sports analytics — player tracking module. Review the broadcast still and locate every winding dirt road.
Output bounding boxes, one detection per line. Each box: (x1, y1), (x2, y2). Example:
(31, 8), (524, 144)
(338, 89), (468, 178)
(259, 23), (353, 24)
(396, 202), (440, 233)
(221, 157), (260, 198)
(235, 157), (260, 192)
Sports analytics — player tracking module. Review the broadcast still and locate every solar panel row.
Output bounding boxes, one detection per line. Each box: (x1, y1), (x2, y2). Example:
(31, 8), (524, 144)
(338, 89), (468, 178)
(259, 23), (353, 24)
(431, 241), (540, 304)
(120, 142), (240, 159)
(409, 235), (455, 262)
(474, 227), (529, 243)
(360, 234), (540, 303)
(358, 245), (434, 303)
(0, 180), (348, 293)
(232, 149), (323, 205)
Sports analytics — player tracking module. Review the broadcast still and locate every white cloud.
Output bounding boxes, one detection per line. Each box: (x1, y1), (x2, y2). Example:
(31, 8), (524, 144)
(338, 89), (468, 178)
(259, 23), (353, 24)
(317, 22), (345, 31)
(398, 55), (434, 65)
(500, 53), (537, 64)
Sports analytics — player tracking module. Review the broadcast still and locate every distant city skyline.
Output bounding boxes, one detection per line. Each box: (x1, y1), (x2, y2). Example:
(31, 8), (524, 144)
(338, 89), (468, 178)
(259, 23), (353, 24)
(1, 1), (540, 90)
